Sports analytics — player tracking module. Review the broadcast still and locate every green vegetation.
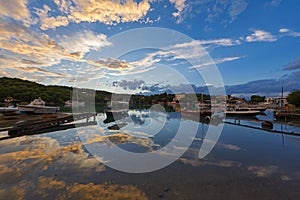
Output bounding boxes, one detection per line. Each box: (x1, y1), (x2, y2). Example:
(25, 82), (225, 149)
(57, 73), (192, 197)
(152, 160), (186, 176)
(0, 77), (111, 105)
(250, 95), (265, 104)
(287, 90), (300, 107)
(0, 77), (212, 106)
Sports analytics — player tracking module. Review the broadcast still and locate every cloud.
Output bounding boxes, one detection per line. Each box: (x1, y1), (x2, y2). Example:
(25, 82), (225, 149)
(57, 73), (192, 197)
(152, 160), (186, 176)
(35, 5), (69, 30)
(0, 176), (148, 200)
(35, 177), (148, 200)
(18, 67), (68, 77)
(247, 165), (279, 177)
(284, 57), (300, 71)
(228, 0), (248, 22)
(0, 0), (30, 23)
(150, 70), (300, 96)
(57, 30), (112, 54)
(54, 0), (72, 13)
(279, 28), (300, 37)
(279, 28), (290, 33)
(221, 144), (241, 151)
(0, 136), (148, 200)
(130, 38), (240, 68)
(225, 71), (300, 95)
(0, 21), (67, 67)
(0, 21), (117, 81)
(0, 136), (105, 184)
(169, 0), (186, 23)
(198, 38), (241, 47)
(204, 0), (248, 24)
(246, 30), (277, 42)
(38, 0), (151, 30)
(21, 58), (44, 65)
(179, 158), (242, 168)
(265, 0), (282, 8)
(114, 79), (145, 90)
(91, 58), (134, 70)
(190, 56), (241, 69)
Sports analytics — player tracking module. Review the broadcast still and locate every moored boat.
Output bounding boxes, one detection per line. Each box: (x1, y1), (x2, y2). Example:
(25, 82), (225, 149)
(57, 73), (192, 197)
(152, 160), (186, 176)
(64, 100), (85, 107)
(225, 110), (260, 116)
(18, 97), (59, 114)
(274, 110), (293, 119)
(0, 106), (19, 116)
(249, 105), (267, 112)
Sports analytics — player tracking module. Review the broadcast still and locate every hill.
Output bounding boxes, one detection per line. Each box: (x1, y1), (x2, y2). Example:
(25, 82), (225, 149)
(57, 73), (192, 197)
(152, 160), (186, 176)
(0, 77), (111, 105)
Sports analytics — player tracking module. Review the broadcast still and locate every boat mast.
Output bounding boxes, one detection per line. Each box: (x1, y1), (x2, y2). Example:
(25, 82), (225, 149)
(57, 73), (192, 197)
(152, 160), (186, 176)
(201, 93), (203, 109)
(280, 81), (284, 110)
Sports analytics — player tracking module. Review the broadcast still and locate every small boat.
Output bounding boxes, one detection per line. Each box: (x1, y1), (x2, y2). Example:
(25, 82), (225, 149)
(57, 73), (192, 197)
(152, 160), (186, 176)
(0, 106), (19, 116)
(274, 111), (293, 119)
(235, 105), (267, 112)
(249, 105), (267, 112)
(64, 100), (85, 107)
(225, 110), (260, 116)
(18, 97), (59, 114)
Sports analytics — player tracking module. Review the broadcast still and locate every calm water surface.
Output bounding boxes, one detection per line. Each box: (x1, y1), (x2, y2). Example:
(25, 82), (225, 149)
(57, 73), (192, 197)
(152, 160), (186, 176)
(1, 109), (300, 199)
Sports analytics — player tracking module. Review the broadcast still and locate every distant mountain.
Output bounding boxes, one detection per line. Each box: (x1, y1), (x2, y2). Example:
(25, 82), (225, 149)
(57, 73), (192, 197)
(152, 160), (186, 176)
(1, 71), (300, 104)
(137, 72), (300, 97)
(225, 71), (300, 97)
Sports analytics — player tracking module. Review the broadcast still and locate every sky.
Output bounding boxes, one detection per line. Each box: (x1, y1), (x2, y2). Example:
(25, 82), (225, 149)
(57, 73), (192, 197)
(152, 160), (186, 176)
(0, 0), (300, 96)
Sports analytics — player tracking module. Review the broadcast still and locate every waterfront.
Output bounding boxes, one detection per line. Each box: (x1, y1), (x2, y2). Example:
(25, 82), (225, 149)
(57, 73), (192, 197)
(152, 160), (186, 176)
(1, 109), (300, 199)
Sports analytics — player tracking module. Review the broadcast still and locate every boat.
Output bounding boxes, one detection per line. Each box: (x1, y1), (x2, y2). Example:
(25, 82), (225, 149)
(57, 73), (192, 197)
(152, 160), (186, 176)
(249, 105), (267, 112)
(274, 110), (293, 119)
(274, 81), (295, 119)
(235, 105), (267, 112)
(225, 110), (260, 116)
(18, 97), (59, 114)
(0, 106), (19, 116)
(64, 100), (85, 107)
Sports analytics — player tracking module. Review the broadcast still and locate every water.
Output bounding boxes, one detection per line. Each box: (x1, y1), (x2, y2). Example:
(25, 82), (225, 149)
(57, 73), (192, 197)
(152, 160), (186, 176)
(0, 109), (300, 199)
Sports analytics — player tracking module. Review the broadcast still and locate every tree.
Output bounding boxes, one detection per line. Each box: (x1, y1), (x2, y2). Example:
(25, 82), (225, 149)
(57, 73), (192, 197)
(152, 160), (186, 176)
(250, 95), (265, 104)
(287, 90), (300, 107)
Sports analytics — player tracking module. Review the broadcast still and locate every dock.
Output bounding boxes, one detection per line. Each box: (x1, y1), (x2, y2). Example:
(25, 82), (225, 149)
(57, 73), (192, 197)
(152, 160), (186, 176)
(0, 112), (97, 139)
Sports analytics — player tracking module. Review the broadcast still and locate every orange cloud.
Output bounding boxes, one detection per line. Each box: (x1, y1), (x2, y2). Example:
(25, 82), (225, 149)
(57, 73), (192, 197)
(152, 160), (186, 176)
(0, 136), (148, 200)
(39, 0), (151, 29)
(0, 0), (30, 22)
(35, 5), (69, 30)
(35, 177), (148, 199)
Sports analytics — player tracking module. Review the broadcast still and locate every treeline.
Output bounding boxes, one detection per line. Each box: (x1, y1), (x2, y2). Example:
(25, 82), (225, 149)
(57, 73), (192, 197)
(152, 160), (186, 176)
(3, 77), (299, 107)
(0, 77), (111, 105)
(0, 77), (212, 106)
(287, 90), (300, 107)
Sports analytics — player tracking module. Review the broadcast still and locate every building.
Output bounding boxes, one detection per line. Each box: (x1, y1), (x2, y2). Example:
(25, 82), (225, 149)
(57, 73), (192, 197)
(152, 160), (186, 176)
(173, 94), (186, 102)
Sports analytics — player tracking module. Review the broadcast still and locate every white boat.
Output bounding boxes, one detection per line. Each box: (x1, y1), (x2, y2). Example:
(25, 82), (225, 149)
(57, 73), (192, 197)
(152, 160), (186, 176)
(18, 97), (59, 114)
(64, 100), (85, 107)
(234, 104), (267, 112)
(225, 110), (260, 116)
(0, 106), (19, 116)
